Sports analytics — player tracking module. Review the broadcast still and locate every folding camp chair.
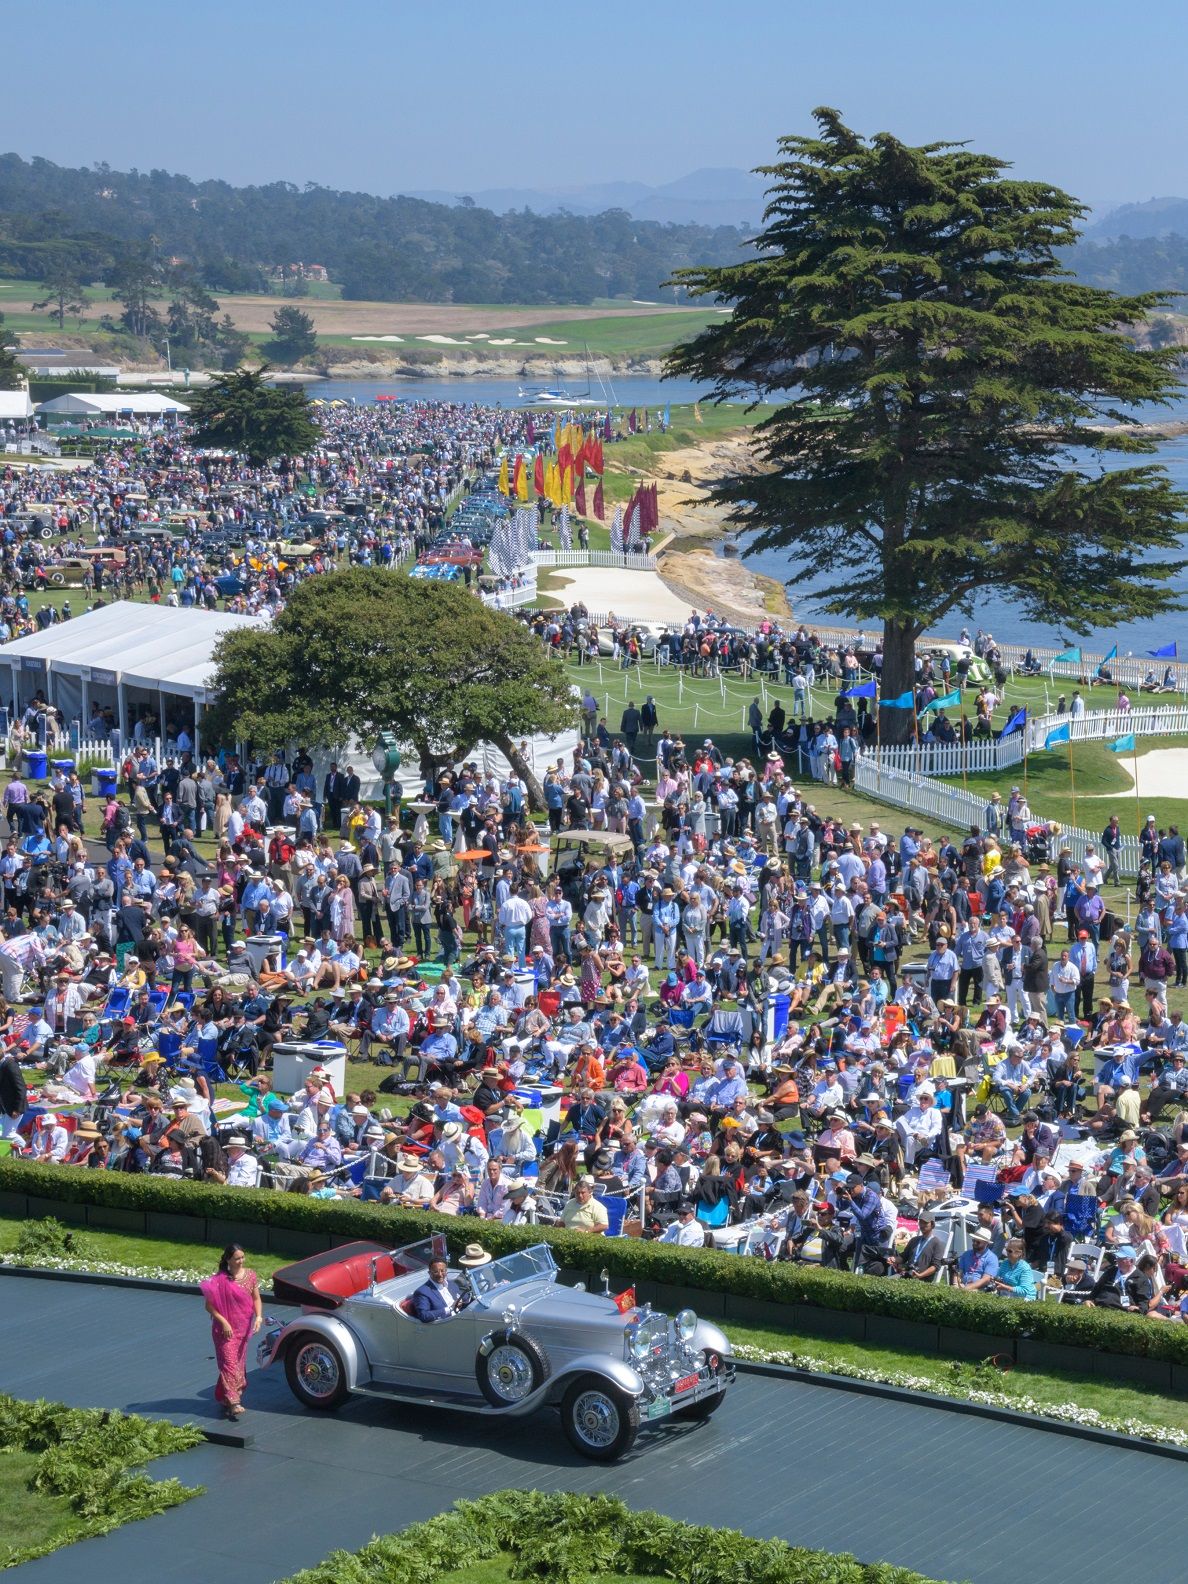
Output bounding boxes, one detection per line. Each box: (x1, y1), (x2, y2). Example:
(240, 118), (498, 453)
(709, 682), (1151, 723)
(145, 989), (168, 1020)
(102, 987), (131, 1021)
(599, 1196), (629, 1236)
(667, 1007), (697, 1039)
(1062, 1192), (1099, 1240)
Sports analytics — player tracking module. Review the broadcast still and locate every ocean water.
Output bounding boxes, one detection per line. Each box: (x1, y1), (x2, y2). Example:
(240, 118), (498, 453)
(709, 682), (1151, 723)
(738, 433), (1188, 652)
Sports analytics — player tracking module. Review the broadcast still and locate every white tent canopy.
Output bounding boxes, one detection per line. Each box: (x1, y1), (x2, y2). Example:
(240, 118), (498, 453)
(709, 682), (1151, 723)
(37, 392), (190, 417)
(0, 392), (33, 421)
(0, 601), (264, 751)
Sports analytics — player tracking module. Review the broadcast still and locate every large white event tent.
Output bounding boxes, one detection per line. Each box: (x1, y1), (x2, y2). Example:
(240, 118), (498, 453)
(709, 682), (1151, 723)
(37, 392), (190, 418)
(0, 602), (264, 752)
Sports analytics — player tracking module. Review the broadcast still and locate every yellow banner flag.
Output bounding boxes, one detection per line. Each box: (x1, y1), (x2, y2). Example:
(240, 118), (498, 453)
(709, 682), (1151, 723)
(497, 455), (509, 495)
(694, 401), (702, 424)
(515, 457), (529, 501)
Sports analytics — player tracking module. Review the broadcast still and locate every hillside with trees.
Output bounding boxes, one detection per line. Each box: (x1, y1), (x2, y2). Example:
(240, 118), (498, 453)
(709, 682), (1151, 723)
(0, 153), (751, 305)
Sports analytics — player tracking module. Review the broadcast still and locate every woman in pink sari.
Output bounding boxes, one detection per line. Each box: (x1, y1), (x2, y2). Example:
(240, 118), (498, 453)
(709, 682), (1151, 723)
(201, 1244), (263, 1419)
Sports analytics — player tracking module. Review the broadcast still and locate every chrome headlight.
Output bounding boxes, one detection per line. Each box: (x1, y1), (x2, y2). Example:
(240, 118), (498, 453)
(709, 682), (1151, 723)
(676, 1308), (697, 1342)
(626, 1323), (650, 1360)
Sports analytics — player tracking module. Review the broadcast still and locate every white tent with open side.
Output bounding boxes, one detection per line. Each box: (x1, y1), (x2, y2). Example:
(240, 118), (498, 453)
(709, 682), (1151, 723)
(37, 392), (190, 418)
(0, 601), (265, 753)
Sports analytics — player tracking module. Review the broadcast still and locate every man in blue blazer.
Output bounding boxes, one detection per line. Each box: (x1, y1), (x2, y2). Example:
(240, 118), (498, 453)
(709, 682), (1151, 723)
(410, 1257), (462, 1322)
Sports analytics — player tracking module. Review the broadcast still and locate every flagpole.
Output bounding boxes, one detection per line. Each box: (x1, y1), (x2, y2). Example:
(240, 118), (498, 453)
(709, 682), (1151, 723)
(1068, 730), (1077, 827)
(1133, 736), (1142, 839)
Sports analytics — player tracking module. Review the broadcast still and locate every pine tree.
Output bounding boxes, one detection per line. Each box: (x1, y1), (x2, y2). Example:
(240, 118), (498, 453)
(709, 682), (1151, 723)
(668, 109), (1187, 739)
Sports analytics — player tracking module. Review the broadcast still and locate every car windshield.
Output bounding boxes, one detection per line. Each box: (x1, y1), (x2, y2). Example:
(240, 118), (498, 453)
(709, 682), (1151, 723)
(467, 1244), (557, 1297)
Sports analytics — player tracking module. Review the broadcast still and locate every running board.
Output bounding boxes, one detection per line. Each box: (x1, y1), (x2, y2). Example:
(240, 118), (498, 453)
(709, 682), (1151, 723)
(355, 1379), (513, 1414)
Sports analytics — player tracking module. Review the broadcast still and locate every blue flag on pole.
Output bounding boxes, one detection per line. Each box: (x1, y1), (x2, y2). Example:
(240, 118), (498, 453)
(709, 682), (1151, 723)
(1148, 642), (1178, 659)
(920, 689), (962, 714)
(1044, 722), (1071, 750)
(1052, 646), (1081, 664)
(841, 680), (877, 699)
(998, 706), (1027, 739)
(1108, 734), (1136, 753)
(881, 691), (916, 709)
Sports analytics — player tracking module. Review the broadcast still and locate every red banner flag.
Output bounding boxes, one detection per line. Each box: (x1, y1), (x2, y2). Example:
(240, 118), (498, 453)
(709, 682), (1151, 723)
(533, 453), (545, 496)
(575, 478), (587, 517)
(592, 480), (604, 520)
(628, 408), (637, 434)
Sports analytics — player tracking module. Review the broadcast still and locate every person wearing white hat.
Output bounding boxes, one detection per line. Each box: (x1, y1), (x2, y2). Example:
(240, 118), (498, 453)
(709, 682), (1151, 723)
(223, 1134), (261, 1189)
(31, 1112), (69, 1162)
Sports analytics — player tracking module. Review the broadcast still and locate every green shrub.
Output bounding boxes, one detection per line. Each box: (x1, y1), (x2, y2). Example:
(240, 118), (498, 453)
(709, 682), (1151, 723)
(4, 1158), (1187, 1365)
(279, 1490), (948, 1584)
(0, 1393), (203, 1566)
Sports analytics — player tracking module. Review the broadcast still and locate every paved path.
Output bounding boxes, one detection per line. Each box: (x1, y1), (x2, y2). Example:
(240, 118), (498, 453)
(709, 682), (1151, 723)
(3, 1276), (1183, 1584)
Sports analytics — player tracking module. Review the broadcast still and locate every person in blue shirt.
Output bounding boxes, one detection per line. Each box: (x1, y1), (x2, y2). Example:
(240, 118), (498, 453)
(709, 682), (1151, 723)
(957, 1229), (1000, 1290)
(954, 916), (987, 1006)
(991, 1237), (1039, 1301)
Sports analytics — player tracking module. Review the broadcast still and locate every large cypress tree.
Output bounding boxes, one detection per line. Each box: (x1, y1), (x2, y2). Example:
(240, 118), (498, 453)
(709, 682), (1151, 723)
(668, 109), (1187, 739)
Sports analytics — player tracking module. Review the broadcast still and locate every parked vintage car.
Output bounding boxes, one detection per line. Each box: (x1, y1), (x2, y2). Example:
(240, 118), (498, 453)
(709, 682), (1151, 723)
(259, 1237), (733, 1461)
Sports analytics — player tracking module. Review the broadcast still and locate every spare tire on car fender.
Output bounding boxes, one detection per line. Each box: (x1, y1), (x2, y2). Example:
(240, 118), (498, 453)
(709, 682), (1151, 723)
(475, 1328), (549, 1407)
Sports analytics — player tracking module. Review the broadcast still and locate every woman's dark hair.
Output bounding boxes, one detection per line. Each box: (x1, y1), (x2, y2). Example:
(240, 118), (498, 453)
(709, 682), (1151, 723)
(217, 1243), (244, 1274)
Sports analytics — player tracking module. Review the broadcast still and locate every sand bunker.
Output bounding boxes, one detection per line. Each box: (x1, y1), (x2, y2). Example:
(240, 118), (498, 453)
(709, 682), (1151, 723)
(534, 336), (568, 345)
(351, 334), (404, 342)
(1100, 746), (1188, 802)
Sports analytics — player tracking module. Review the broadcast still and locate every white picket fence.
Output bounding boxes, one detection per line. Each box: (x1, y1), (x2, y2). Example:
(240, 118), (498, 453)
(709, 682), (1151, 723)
(1023, 703), (1188, 753)
(532, 549), (657, 571)
(853, 756), (1143, 875)
(871, 738), (1026, 777)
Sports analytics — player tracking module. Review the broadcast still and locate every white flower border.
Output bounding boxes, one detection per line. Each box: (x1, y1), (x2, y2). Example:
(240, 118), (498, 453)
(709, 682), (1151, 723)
(1, 1252), (207, 1283)
(730, 1343), (1188, 1450)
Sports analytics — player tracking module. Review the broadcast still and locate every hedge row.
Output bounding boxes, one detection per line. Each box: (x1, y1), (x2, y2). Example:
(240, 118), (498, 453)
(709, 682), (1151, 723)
(5, 1159), (1188, 1365)
(279, 1488), (946, 1584)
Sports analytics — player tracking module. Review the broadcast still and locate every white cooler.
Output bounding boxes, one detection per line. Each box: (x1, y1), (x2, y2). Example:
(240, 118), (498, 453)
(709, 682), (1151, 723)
(272, 1040), (347, 1098)
(245, 933), (287, 976)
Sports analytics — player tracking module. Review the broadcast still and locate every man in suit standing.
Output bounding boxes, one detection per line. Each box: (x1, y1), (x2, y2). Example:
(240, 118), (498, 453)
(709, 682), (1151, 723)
(323, 762), (343, 834)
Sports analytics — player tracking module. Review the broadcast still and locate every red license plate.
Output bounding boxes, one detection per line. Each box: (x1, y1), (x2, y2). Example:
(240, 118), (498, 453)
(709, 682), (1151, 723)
(672, 1372), (699, 1396)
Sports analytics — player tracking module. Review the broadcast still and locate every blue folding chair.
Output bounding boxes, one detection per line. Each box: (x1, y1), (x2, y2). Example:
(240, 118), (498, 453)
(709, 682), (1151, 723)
(172, 991), (194, 1012)
(146, 989), (168, 1020)
(599, 1196), (629, 1237)
(103, 987), (130, 1021)
(973, 1177), (1004, 1208)
(156, 1031), (183, 1068)
(668, 1007), (697, 1038)
(1063, 1191), (1099, 1240)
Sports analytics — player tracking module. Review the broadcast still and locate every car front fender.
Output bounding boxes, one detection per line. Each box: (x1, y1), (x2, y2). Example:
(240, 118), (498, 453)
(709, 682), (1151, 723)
(692, 1319), (732, 1362)
(260, 1314), (368, 1391)
(544, 1351), (645, 1402)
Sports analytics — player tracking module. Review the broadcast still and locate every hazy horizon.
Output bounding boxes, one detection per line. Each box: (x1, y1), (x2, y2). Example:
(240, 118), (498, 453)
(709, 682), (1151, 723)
(6, 0), (1187, 214)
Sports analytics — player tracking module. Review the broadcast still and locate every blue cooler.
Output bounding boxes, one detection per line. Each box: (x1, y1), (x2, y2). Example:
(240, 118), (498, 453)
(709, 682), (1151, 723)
(52, 759), (75, 778)
(24, 750), (47, 780)
(93, 767), (118, 797)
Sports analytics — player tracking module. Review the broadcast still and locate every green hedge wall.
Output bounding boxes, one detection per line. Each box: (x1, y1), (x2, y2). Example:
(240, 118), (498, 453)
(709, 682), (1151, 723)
(4, 1159), (1187, 1366)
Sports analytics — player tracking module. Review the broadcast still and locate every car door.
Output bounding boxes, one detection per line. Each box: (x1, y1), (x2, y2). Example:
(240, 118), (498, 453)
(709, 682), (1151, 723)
(395, 1284), (489, 1394)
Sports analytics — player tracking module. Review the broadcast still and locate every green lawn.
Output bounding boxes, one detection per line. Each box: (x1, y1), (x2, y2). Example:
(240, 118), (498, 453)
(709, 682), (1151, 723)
(726, 1320), (1188, 1439)
(942, 733), (1188, 835)
(0, 1214), (290, 1281)
(0, 1450), (78, 1568)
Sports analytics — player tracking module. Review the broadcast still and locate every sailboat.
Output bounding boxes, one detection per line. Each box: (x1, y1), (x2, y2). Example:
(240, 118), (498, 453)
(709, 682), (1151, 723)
(519, 345), (607, 407)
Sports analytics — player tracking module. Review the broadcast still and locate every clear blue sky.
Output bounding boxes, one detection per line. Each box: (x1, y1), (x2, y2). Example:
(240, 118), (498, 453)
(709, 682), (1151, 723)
(6, 0), (1186, 210)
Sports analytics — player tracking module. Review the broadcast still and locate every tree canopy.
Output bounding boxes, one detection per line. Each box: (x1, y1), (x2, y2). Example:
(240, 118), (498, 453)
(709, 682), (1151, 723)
(667, 109), (1187, 737)
(265, 305), (317, 364)
(186, 368), (318, 465)
(204, 569), (577, 804)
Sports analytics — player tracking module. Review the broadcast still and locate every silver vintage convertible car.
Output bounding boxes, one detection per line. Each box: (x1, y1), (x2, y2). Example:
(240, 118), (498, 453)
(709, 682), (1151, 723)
(258, 1236), (734, 1460)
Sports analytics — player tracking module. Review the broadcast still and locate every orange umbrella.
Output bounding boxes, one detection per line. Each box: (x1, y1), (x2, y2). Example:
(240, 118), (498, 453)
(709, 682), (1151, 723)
(517, 842), (550, 853)
(455, 849), (491, 861)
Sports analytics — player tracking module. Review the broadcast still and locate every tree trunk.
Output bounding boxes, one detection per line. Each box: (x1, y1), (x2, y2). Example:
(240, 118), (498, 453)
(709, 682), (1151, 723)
(493, 731), (545, 812)
(878, 618), (922, 745)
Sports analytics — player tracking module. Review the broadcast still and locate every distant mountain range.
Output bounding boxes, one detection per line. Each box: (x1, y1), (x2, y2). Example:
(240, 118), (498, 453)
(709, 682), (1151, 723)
(1087, 197), (1188, 241)
(405, 167), (768, 229)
